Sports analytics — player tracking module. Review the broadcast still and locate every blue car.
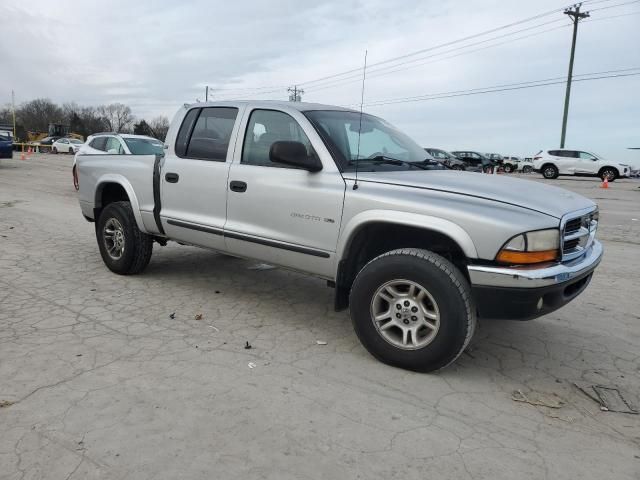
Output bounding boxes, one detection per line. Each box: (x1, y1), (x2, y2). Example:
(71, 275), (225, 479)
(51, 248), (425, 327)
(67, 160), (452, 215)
(0, 132), (13, 158)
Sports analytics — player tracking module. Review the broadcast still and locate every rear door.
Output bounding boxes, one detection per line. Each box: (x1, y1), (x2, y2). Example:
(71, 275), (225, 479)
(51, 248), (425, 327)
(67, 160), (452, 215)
(560, 150), (580, 174)
(160, 106), (242, 250)
(224, 107), (345, 278)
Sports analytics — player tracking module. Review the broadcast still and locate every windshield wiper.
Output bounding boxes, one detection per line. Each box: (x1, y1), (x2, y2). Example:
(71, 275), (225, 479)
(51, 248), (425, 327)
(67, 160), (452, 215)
(351, 155), (429, 170)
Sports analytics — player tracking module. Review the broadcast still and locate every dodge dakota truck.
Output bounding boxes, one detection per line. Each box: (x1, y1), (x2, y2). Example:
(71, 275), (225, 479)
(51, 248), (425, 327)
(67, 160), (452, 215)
(76, 101), (603, 372)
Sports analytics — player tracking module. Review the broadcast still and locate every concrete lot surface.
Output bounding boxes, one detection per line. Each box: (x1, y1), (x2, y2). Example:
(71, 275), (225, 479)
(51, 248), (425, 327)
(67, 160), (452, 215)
(1, 153), (639, 479)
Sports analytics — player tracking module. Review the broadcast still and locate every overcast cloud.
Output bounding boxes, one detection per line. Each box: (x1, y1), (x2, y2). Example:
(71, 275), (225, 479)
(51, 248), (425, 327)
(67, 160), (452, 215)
(1, 0), (639, 163)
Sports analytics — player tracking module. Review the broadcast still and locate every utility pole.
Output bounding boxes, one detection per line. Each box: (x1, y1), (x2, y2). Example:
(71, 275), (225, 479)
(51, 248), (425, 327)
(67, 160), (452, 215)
(205, 85), (209, 102)
(560, 3), (589, 148)
(288, 85), (304, 102)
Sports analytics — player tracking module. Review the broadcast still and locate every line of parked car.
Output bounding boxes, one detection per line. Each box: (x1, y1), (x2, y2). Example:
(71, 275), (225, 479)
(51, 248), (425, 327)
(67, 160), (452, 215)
(424, 149), (534, 174)
(424, 148), (636, 181)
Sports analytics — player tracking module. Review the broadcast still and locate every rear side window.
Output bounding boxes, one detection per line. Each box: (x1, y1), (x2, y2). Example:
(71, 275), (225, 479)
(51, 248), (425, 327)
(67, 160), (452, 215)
(185, 107), (238, 161)
(90, 137), (107, 151)
(175, 108), (200, 157)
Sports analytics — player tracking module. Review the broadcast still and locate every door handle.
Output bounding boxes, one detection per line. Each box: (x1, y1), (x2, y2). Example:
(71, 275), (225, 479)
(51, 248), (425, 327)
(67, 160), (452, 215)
(230, 180), (247, 193)
(165, 172), (179, 183)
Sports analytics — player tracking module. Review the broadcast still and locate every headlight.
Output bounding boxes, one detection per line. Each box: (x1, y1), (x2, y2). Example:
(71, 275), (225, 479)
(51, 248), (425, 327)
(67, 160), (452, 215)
(496, 229), (560, 264)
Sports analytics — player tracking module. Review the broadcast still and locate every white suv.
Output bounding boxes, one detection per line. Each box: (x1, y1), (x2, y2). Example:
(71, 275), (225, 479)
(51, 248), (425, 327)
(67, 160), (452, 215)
(533, 149), (630, 181)
(73, 133), (164, 190)
(79, 133), (163, 156)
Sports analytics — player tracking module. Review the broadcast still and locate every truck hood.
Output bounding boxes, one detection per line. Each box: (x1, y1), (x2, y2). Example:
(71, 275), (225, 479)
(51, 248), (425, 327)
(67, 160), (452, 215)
(349, 170), (595, 219)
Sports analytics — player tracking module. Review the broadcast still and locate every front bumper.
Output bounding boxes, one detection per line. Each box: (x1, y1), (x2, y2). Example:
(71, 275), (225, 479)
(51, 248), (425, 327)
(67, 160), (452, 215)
(467, 240), (603, 320)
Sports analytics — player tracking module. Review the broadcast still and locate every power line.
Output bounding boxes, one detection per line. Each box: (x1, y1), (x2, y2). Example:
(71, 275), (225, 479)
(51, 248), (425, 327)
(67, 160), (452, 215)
(296, 6), (572, 89)
(304, 21), (571, 94)
(353, 68), (640, 107)
(215, 0), (638, 100)
(304, 5), (638, 96)
(583, 9), (640, 21)
(589, 0), (640, 11)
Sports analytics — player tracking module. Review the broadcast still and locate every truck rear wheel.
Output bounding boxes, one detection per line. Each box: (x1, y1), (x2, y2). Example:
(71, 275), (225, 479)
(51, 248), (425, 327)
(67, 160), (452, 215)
(349, 248), (476, 372)
(96, 201), (153, 275)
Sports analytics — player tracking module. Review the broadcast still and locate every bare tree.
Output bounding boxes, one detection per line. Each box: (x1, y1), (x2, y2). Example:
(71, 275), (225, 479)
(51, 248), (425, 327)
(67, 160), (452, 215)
(17, 98), (64, 133)
(97, 103), (134, 133)
(148, 115), (170, 140)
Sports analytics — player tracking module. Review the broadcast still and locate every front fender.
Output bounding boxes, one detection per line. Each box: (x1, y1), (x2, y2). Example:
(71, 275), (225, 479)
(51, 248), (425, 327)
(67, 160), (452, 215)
(95, 174), (146, 232)
(336, 209), (478, 262)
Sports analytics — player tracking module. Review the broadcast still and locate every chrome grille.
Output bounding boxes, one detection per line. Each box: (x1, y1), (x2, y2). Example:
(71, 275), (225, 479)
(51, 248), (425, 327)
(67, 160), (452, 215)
(561, 208), (598, 261)
(564, 218), (582, 235)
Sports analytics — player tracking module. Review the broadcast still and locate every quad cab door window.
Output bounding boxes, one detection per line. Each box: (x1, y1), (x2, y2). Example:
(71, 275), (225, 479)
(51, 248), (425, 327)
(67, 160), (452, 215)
(105, 137), (125, 154)
(241, 109), (316, 167)
(89, 137), (107, 152)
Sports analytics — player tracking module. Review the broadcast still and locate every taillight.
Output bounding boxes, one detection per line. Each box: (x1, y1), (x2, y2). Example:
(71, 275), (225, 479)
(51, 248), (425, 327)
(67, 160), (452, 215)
(73, 166), (79, 191)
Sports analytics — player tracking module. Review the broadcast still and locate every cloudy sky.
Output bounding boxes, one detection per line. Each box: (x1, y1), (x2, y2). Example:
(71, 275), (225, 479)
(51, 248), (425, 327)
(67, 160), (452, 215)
(2, 0), (639, 163)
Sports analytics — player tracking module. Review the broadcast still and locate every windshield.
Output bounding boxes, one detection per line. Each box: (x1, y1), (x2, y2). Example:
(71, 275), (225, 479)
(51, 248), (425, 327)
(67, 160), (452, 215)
(304, 110), (430, 172)
(123, 137), (164, 155)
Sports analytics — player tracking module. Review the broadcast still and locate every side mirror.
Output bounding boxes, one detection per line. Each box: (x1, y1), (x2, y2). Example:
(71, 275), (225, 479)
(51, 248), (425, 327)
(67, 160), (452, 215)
(269, 141), (322, 172)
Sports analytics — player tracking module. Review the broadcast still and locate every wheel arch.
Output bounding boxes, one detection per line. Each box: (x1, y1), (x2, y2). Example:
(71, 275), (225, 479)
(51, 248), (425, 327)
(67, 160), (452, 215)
(94, 175), (146, 232)
(598, 165), (619, 178)
(333, 212), (477, 310)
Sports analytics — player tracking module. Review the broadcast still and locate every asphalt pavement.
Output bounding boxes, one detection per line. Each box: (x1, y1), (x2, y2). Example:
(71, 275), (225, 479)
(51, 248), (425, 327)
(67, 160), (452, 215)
(1, 153), (639, 479)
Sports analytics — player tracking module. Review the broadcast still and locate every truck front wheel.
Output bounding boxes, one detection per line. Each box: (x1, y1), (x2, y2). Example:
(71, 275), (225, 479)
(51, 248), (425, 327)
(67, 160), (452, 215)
(350, 248), (476, 372)
(96, 201), (153, 275)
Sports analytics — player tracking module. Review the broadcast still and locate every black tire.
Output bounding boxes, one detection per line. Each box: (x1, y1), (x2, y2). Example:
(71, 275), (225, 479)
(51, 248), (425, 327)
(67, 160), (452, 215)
(504, 164), (513, 173)
(350, 248), (476, 372)
(96, 201), (153, 275)
(52, 147), (58, 154)
(599, 168), (617, 182)
(542, 164), (558, 179)
(523, 165), (533, 174)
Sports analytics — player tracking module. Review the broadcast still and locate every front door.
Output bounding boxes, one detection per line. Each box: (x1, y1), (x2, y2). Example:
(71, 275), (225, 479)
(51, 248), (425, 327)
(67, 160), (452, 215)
(160, 106), (242, 250)
(224, 108), (345, 278)
(575, 151), (597, 174)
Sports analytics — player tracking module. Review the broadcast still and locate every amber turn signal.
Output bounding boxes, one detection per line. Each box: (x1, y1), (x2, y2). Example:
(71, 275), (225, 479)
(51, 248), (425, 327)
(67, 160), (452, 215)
(496, 249), (559, 265)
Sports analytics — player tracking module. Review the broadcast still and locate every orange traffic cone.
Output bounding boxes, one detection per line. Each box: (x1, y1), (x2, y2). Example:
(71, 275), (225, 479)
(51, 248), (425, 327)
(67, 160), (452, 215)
(600, 177), (609, 189)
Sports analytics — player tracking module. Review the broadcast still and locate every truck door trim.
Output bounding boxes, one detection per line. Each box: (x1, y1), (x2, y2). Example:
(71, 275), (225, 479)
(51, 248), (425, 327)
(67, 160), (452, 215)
(166, 218), (330, 258)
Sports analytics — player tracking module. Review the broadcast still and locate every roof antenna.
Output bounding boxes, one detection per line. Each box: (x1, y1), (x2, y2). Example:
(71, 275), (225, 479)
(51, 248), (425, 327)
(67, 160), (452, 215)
(353, 49), (368, 191)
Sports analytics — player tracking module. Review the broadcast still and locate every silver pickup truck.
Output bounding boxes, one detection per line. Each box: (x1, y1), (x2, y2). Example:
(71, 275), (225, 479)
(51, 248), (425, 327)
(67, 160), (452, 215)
(77, 101), (603, 372)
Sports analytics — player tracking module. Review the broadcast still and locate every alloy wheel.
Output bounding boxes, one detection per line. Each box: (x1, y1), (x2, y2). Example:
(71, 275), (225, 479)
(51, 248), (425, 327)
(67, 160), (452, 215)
(370, 279), (440, 350)
(103, 217), (126, 260)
